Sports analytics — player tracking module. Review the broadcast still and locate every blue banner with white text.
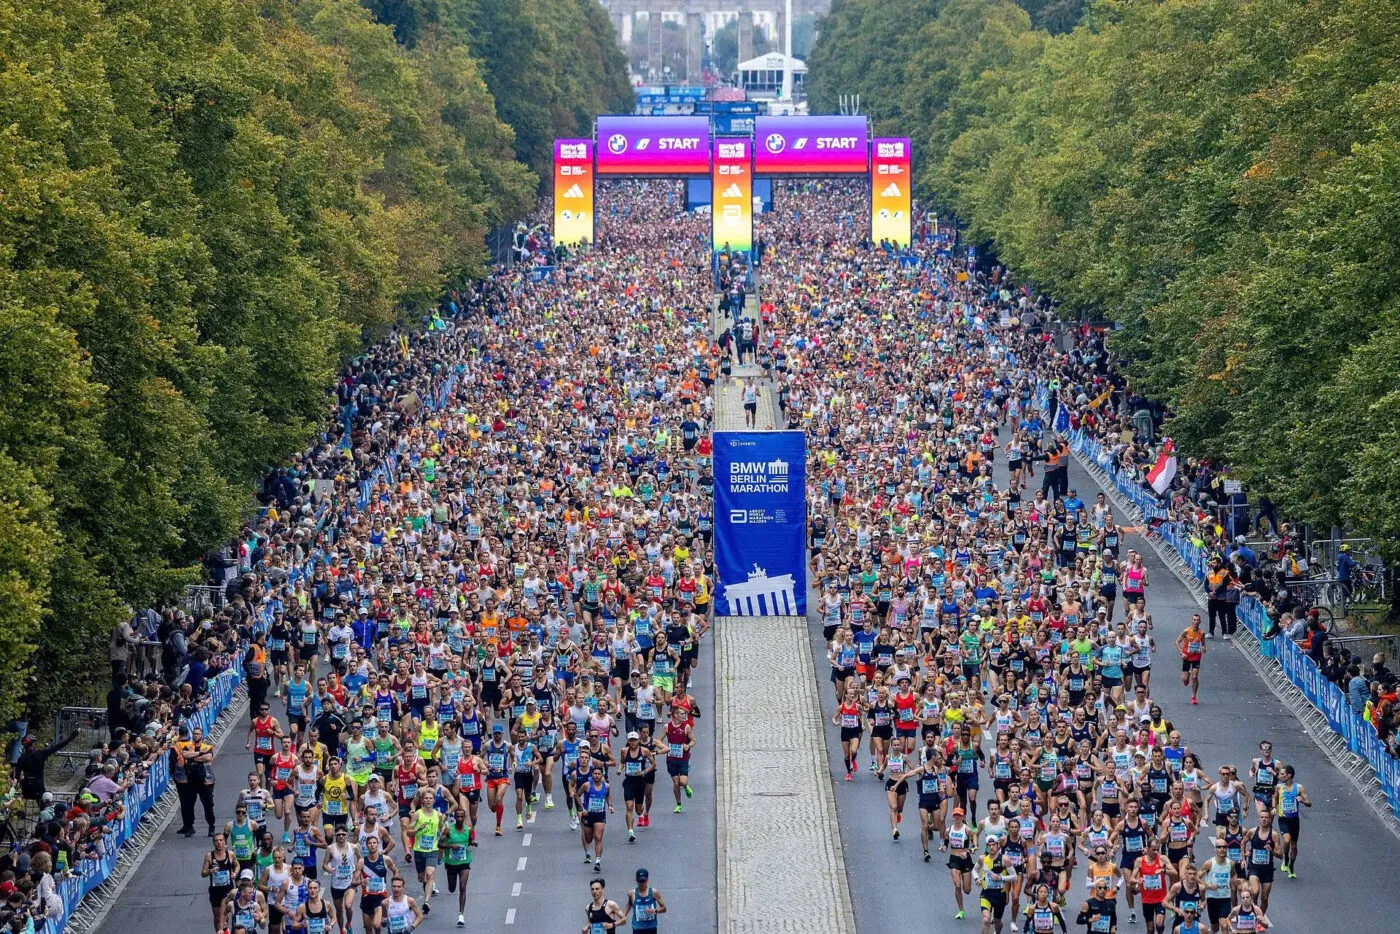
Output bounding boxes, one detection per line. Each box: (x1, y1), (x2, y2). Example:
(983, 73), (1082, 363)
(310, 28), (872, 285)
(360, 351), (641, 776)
(714, 430), (807, 616)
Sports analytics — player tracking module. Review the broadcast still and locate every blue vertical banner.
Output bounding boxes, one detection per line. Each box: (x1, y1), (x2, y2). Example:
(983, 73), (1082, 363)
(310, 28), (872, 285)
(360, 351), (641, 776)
(713, 430), (807, 616)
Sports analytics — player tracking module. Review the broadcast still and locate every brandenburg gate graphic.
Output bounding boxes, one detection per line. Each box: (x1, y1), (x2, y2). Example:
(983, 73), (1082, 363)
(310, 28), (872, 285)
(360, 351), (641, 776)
(722, 564), (799, 616)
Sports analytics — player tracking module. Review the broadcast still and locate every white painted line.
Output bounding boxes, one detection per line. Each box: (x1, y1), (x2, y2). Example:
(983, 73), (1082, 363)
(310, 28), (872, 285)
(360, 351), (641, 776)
(516, 856), (528, 871)
(505, 908), (516, 925)
(511, 882), (522, 897)
(522, 833), (532, 847)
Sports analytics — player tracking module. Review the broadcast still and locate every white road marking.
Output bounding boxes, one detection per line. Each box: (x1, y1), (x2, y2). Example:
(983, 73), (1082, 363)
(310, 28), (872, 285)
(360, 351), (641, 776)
(522, 833), (532, 847)
(511, 882), (522, 897)
(516, 856), (528, 871)
(505, 908), (516, 925)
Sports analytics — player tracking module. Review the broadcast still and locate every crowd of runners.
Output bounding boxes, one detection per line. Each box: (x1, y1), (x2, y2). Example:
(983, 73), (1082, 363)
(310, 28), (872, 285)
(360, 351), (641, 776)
(117, 169), (1329, 934)
(751, 181), (1306, 934)
(196, 180), (706, 934)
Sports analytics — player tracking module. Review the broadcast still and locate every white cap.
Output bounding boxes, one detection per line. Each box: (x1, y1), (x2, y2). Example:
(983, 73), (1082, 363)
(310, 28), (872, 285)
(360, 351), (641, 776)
(626, 731), (639, 740)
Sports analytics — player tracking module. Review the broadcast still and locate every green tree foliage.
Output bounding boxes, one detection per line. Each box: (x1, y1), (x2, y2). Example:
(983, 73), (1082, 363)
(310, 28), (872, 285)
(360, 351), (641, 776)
(809, 0), (1400, 558)
(0, 0), (544, 718)
(364, 0), (632, 179)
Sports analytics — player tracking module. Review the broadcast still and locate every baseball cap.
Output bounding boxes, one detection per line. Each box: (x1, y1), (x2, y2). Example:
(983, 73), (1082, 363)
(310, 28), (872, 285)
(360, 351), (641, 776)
(952, 807), (965, 816)
(239, 869), (255, 881)
(492, 722), (505, 733)
(627, 731), (639, 740)
(635, 868), (649, 882)
(42, 792), (54, 803)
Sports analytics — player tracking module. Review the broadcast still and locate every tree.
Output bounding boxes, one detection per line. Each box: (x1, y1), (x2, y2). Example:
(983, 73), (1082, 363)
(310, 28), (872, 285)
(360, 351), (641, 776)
(807, 0), (1400, 559)
(0, 0), (545, 721)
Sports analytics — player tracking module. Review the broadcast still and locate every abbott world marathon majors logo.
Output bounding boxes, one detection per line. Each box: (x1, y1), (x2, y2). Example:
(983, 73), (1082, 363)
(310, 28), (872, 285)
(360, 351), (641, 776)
(728, 457), (789, 494)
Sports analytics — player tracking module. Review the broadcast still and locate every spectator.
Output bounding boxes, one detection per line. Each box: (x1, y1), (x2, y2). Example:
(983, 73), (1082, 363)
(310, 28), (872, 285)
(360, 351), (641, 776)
(14, 734), (77, 804)
(108, 617), (140, 689)
(1349, 664), (1370, 714)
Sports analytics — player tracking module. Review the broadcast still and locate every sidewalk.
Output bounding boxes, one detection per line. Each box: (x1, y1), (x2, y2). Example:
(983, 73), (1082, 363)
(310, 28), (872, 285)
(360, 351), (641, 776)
(716, 615), (856, 934)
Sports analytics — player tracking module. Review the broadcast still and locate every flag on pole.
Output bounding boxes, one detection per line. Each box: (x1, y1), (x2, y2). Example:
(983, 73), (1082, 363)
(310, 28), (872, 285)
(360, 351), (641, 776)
(1088, 389), (1112, 410)
(1147, 439), (1177, 495)
(1054, 403), (1071, 433)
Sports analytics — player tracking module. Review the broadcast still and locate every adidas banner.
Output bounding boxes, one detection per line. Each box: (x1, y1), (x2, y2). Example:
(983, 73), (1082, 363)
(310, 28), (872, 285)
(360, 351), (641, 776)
(553, 139), (594, 247)
(871, 137), (911, 247)
(711, 137), (753, 253)
(714, 430), (807, 616)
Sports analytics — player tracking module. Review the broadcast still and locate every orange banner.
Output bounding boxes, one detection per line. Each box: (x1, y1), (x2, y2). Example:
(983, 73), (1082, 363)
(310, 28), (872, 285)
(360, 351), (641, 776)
(871, 137), (911, 247)
(553, 139), (594, 247)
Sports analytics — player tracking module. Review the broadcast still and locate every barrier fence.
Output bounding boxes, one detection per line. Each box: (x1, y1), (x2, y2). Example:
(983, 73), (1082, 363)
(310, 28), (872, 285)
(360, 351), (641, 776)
(1039, 386), (1400, 823)
(52, 661), (244, 933)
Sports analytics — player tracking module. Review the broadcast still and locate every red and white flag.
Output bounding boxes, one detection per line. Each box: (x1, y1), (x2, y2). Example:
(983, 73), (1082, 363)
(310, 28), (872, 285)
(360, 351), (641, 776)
(1147, 439), (1177, 494)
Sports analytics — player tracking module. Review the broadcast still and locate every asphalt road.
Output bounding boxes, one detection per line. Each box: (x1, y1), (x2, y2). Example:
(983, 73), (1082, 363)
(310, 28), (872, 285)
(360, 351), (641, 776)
(806, 453), (1400, 933)
(95, 647), (716, 934)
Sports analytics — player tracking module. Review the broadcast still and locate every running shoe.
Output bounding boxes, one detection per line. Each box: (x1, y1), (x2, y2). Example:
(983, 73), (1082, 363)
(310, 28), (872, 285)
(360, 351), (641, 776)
(584, 851), (592, 863)
(456, 914), (465, 928)
(892, 829), (900, 840)
(594, 859), (601, 872)
(516, 816), (523, 830)
(1191, 697), (1198, 705)
(494, 827), (503, 837)
(845, 772), (853, 782)
(422, 903), (431, 916)
(1128, 911), (1137, 924)
(628, 832), (636, 843)
(545, 794), (555, 810)
(684, 784), (693, 798)
(530, 792), (540, 804)
(674, 804), (683, 813)
(955, 910), (965, 920)
(923, 850), (931, 862)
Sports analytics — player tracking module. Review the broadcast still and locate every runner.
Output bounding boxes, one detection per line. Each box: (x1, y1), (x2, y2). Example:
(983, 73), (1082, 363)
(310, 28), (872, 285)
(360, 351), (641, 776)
(582, 877), (626, 934)
(579, 762), (611, 873)
(623, 868), (666, 934)
(203, 833), (239, 934)
(440, 806), (472, 928)
(1272, 764), (1310, 878)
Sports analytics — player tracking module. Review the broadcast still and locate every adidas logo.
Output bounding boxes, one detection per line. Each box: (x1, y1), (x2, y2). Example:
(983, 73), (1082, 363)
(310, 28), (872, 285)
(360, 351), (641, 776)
(722, 183), (743, 198)
(881, 182), (901, 197)
(563, 184), (584, 199)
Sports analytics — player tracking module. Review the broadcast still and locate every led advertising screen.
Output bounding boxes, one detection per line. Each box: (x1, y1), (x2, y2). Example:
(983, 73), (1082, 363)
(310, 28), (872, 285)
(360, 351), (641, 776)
(712, 137), (753, 252)
(595, 116), (711, 175)
(871, 137), (911, 247)
(552, 139), (594, 246)
(753, 115), (869, 174)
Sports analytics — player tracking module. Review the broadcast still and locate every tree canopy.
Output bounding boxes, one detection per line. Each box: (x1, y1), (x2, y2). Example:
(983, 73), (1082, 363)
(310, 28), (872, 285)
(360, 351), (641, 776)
(809, 0), (1400, 558)
(0, 0), (624, 721)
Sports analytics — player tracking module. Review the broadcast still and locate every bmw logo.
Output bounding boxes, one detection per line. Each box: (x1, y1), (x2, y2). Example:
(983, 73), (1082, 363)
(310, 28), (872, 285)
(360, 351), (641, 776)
(607, 134), (628, 154)
(765, 133), (786, 154)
